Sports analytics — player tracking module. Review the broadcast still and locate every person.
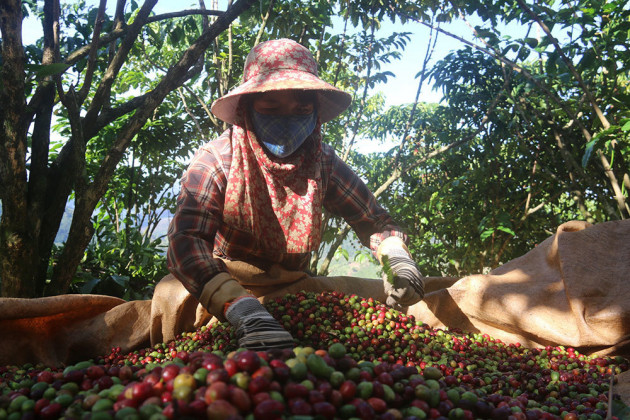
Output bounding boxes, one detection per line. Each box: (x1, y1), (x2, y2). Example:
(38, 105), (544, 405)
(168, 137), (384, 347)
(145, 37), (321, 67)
(167, 38), (424, 351)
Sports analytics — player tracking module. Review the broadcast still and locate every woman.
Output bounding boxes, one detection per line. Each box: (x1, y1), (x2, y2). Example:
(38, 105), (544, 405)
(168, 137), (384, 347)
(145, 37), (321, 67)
(167, 38), (424, 350)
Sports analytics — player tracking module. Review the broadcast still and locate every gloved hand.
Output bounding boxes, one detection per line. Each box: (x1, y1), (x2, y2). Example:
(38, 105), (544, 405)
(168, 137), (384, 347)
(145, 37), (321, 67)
(381, 245), (425, 309)
(225, 296), (295, 351)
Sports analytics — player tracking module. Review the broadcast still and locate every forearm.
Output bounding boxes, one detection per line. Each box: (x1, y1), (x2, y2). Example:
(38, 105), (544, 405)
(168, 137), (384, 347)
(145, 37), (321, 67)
(370, 229), (408, 260)
(324, 150), (407, 253)
(166, 175), (251, 317)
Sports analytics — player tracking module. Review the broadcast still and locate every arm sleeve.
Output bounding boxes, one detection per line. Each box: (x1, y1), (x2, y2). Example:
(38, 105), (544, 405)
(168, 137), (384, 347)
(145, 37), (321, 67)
(167, 143), (229, 300)
(323, 151), (408, 258)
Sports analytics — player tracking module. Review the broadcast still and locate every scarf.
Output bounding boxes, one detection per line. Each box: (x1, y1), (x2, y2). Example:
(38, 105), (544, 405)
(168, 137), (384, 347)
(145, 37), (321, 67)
(223, 112), (323, 255)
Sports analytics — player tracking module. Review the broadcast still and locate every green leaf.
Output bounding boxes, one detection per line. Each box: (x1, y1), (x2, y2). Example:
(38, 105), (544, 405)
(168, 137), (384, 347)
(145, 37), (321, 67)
(80, 277), (101, 294)
(110, 275), (130, 287)
(335, 247), (349, 261)
(523, 37), (538, 48)
(497, 226), (516, 236)
(34, 63), (70, 79)
(381, 255), (396, 285)
(480, 229), (494, 242)
(583, 138), (599, 167)
(582, 126), (620, 167)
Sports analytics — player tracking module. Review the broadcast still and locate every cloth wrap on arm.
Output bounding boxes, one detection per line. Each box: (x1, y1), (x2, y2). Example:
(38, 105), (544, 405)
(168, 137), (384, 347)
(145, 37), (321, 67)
(224, 296), (294, 350)
(377, 236), (425, 309)
(198, 274), (294, 350)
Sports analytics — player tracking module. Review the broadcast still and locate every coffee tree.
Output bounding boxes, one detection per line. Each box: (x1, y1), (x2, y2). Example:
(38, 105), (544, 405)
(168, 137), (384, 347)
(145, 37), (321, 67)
(0, 0), (256, 297)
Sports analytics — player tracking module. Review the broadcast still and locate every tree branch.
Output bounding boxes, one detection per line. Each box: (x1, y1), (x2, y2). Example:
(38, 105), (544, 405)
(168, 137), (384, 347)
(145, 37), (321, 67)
(394, 13), (438, 166)
(332, 7), (350, 88)
(93, 0), (255, 210)
(0, 0), (28, 205)
(113, 0), (126, 30)
(28, 0), (60, 245)
(342, 10), (376, 161)
(62, 9), (224, 69)
(319, 224), (352, 275)
(394, 6), (628, 217)
(596, 148), (629, 218)
(148, 8), (223, 21)
(177, 87), (206, 141)
(182, 84), (217, 125)
(87, 94), (149, 138)
(515, 0), (611, 130)
(76, 0), (107, 105)
(82, 0), (159, 132)
(254, 0), (274, 46)
(396, 8), (595, 141)
(372, 76), (509, 199)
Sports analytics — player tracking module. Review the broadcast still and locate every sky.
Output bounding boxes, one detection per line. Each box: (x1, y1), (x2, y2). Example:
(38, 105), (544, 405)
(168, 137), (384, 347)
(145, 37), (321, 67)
(21, 0), (494, 107)
(21, 0), (513, 157)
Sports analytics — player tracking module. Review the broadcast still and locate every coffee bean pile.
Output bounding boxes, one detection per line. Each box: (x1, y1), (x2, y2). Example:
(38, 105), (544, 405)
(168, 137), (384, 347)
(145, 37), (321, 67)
(1, 291), (628, 419)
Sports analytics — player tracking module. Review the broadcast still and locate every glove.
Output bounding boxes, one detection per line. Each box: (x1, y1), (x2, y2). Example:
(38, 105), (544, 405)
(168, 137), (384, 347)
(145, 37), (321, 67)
(381, 246), (425, 309)
(225, 296), (295, 351)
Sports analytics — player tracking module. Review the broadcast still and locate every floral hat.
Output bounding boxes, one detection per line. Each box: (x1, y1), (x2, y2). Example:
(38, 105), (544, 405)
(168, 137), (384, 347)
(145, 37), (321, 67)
(211, 38), (352, 125)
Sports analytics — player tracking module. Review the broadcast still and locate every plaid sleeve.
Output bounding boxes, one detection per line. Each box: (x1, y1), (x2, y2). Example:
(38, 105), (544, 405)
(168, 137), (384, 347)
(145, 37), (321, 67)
(167, 136), (230, 299)
(322, 146), (407, 258)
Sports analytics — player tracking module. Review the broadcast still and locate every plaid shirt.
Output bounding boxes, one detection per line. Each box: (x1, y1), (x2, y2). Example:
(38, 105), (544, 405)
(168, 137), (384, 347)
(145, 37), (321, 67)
(167, 130), (407, 299)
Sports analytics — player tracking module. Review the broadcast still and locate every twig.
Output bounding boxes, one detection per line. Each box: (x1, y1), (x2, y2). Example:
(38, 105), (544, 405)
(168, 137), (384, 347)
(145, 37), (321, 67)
(515, 0), (610, 130)
(391, 4), (628, 218)
(372, 72), (509, 199)
(254, 0), (274, 46)
(394, 12), (439, 167)
(76, 0), (107, 105)
(148, 8), (223, 21)
(177, 87), (206, 140)
(342, 5), (377, 162)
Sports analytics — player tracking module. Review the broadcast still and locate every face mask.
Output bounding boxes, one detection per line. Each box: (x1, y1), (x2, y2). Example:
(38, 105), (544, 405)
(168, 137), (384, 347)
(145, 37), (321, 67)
(251, 110), (317, 158)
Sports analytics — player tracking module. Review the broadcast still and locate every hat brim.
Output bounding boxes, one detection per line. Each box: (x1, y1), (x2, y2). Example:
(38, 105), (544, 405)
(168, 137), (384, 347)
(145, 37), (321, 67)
(211, 69), (352, 125)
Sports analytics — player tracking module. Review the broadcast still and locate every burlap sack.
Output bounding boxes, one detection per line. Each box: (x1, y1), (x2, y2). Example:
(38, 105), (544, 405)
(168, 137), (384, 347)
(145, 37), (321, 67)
(155, 218), (630, 358)
(0, 295), (151, 367)
(404, 219), (630, 358)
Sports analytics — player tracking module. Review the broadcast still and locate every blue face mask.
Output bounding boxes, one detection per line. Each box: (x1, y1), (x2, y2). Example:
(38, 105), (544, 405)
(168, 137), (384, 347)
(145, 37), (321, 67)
(251, 110), (317, 158)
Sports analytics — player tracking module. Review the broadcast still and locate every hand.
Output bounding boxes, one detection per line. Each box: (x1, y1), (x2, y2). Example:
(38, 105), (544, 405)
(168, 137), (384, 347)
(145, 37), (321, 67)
(224, 296), (295, 351)
(382, 251), (425, 309)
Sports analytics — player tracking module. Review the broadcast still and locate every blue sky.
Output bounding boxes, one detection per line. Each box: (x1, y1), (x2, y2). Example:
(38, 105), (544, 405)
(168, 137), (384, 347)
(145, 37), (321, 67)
(21, 0), (495, 107)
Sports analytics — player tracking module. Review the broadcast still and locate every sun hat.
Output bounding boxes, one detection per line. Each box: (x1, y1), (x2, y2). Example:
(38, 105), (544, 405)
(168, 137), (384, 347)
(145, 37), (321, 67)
(211, 38), (352, 125)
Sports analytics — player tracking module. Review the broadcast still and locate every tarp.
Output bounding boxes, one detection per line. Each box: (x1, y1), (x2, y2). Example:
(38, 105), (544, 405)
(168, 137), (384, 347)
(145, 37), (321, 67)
(0, 219), (628, 402)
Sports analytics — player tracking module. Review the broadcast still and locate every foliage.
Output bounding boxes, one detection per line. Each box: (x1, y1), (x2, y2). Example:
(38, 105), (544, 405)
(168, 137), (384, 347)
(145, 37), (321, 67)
(350, 0), (630, 277)
(75, 214), (167, 300)
(49, 215), (168, 300)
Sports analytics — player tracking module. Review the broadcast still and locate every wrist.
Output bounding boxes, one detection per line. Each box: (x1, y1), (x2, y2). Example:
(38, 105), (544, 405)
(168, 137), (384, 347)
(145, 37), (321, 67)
(377, 236), (410, 263)
(199, 273), (250, 322)
(224, 295), (268, 326)
(223, 295), (256, 317)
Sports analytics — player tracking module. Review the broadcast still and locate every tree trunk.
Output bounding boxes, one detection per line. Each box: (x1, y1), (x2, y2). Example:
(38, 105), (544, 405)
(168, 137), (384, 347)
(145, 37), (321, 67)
(0, 0), (37, 297)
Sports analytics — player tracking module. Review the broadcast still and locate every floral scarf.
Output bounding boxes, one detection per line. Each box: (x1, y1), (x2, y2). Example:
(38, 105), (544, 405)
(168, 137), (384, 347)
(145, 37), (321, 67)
(223, 112), (323, 255)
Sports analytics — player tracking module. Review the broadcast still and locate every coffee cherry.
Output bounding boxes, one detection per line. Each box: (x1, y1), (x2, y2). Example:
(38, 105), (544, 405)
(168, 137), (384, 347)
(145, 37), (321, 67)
(1, 291), (628, 420)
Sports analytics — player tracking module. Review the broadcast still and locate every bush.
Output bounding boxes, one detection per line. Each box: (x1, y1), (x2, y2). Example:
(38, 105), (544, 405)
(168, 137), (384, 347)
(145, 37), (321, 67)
(50, 217), (168, 300)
